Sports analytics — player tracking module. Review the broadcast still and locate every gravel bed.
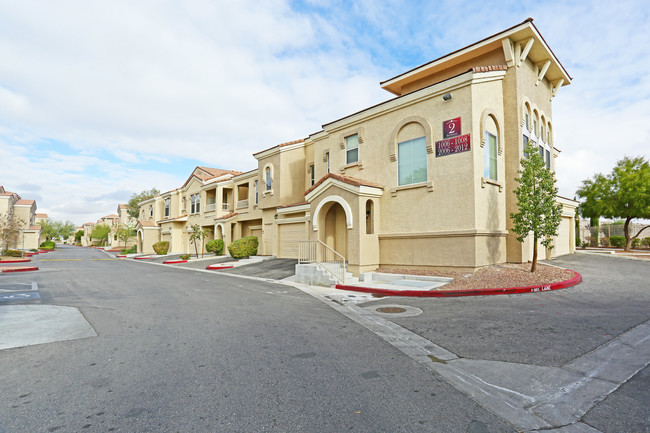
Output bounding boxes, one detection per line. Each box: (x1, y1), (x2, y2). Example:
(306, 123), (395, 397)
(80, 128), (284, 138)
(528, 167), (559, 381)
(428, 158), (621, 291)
(378, 263), (576, 291)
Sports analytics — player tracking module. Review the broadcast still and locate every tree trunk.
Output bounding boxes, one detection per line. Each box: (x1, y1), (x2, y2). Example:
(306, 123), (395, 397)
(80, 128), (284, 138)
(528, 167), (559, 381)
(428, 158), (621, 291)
(531, 235), (538, 272)
(624, 217), (632, 252)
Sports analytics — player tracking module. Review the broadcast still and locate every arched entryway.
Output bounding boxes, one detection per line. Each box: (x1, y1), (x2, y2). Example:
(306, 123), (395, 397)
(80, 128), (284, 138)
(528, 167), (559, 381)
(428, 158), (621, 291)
(215, 224), (224, 240)
(319, 202), (348, 258)
(137, 230), (143, 253)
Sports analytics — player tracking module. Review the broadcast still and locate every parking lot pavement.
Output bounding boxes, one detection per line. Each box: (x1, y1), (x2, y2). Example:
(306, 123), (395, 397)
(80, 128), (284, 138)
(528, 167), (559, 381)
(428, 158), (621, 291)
(216, 258), (298, 280)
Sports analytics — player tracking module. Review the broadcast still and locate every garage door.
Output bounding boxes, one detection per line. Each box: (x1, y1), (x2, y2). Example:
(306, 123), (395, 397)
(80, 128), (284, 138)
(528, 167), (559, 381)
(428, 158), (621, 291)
(554, 216), (571, 257)
(278, 223), (305, 258)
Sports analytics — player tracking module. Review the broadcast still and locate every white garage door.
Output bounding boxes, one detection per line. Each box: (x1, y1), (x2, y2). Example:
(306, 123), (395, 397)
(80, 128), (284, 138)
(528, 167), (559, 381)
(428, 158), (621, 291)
(278, 223), (305, 258)
(555, 216), (571, 257)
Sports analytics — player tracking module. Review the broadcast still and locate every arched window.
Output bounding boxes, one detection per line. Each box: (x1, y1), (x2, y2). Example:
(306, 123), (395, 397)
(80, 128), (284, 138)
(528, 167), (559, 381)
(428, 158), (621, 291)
(365, 200), (374, 234)
(396, 122), (427, 186)
(265, 166), (272, 191)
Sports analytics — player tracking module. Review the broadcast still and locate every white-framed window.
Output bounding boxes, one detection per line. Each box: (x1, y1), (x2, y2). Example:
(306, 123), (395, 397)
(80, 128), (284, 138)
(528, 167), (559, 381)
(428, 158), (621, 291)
(397, 136), (427, 186)
(190, 195), (196, 214)
(345, 134), (359, 164)
(149, 205), (153, 218)
(545, 149), (551, 169)
(309, 165), (315, 186)
(523, 135), (529, 158)
(195, 193), (200, 213)
(265, 167), (272, 191)
(524, 112), (530, 131)
(484, 132), (498, 181)
(164, 198), (170, 217)
(539, 145), (544, 160)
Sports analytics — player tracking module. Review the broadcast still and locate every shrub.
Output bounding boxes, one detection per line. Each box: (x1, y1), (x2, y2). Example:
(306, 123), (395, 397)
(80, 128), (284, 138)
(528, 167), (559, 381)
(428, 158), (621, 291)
(600, 237), (610, 247)
(609, 236), (626, 248)
(2, 249), (22, 257)
(206, 239), (225, 255)
(643, 237), (650, 248)
(227, 236), (258, 259)
(121, 245), (137, 254)
(30, 248), (38, 252)
(180, 254), (191, 260)
(40, 240), (55, 250)
(631, 238), (641, 248)
(152, 241), (169, 255)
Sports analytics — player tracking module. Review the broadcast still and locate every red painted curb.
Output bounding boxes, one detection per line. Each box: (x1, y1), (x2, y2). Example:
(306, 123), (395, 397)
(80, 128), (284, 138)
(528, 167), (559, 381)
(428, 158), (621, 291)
(0, 259), (31, 263)
(116, 255), (127, 258)
(106, 249), (122, 252)
(206, 264), (234, 270)
(335, 270), (582, 298)
(1, 267), (39, 273)
(134, 256), (152, 260)
(164, 260), (188, 264)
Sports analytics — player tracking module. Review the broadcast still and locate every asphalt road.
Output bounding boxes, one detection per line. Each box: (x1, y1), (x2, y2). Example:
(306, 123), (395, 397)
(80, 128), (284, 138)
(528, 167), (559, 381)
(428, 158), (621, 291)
(0, 246), (516, 433)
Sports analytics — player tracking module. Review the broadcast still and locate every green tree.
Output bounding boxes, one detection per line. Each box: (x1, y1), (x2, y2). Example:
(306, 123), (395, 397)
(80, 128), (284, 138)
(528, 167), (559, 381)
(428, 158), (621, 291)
(0, 215), (25, 252)
(577, 156), (650, 251)
(74, 229), (84, 244)
(127, 188), (160, 220)
(90, 223), (111, 246)
(116, 223), (136, 249)
(510, 143), (563, 272)
(189, 224), (208, 258)
(58, 220), (76, 240)
(38, 218), (58, 241)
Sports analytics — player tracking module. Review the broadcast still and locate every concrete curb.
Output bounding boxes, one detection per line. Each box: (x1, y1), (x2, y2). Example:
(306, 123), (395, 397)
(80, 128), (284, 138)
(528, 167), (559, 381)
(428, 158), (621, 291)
(335, 270), (582, 297)
(0, 258), (31, 263)
(163, 260), (188, 264)
(206, 264), (234, 270)
(1, 266), (39, 273)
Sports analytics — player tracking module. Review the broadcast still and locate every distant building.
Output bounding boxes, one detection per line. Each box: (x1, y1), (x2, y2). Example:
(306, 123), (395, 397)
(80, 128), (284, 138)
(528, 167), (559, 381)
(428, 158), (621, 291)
(0, 186), (42, 250)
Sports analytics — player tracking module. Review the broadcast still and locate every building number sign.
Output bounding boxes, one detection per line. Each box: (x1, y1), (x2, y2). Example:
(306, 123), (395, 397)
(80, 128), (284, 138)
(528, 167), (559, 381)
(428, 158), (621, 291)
(443, 117), (461, 138)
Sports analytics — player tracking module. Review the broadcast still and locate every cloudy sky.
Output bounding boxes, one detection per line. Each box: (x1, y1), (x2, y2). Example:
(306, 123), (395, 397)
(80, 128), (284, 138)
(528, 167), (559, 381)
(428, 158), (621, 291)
(1, 0), (648, 225)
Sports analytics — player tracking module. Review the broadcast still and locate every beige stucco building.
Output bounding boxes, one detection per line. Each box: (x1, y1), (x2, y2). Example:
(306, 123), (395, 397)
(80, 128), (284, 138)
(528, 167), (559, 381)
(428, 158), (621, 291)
(0, 186), (42, 251)
(135, 19), (577, 274)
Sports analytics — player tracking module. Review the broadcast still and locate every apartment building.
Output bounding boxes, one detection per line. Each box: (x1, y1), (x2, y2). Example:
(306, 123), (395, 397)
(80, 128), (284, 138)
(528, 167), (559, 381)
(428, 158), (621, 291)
(0, 186), (42, 251)
(136, 19), (577, 274)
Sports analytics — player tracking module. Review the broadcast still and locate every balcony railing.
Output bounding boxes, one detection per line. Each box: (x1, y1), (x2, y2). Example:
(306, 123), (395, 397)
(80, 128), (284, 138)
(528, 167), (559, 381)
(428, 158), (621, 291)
(236, 199), (249, 209)
(205, 203), (216, 212)
(222, 203), (232, 211)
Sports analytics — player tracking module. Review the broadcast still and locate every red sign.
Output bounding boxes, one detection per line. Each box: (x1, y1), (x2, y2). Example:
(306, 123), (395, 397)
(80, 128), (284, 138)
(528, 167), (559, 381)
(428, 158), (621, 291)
(435, 134), (471, 157)
(443, 117), (461, 138)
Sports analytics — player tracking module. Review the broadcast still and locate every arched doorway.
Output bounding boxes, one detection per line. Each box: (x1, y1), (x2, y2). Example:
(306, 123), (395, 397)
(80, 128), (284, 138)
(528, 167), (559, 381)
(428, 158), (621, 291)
(215, 224), (223, 240)
(320, 202), (348, 258)
(137, 230), (143, 253)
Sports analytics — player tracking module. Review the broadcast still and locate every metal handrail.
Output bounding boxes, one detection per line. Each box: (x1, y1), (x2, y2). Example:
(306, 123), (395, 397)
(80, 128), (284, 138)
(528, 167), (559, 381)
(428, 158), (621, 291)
(298, 240), (346, 284)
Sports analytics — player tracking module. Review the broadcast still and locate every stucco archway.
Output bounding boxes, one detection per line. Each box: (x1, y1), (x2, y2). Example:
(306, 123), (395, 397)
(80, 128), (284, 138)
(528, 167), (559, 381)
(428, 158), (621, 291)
(137, 229), (143, 253)
(311, 195), (353, 232)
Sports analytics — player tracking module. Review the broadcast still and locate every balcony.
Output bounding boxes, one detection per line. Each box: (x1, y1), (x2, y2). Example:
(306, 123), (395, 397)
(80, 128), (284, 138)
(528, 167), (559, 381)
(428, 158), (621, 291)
(236, 199), (249, 209)
(205, 203), (216, 212)
(222, 203), (232, 211)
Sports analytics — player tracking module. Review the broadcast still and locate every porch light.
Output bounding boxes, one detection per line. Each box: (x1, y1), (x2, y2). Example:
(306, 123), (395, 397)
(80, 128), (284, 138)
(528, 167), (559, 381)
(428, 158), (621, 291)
(443, 93), (452, 101)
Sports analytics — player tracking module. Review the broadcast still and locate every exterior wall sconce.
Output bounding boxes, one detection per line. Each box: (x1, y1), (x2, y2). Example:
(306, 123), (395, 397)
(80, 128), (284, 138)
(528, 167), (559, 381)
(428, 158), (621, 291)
(443, 93), (452, 101)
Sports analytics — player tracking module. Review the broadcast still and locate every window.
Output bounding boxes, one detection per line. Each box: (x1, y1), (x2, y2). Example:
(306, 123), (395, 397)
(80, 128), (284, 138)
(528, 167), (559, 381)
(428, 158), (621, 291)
(326, 152), (330, 173)
(255, 180), (258, 204)
(265, 167), (272, 191)
(534, 119), (538, 136)
(523, 135), (529, 158)
(524, 112), (529, 131)
(539, 145), (544, 159)
(541, 124), (546, 141)
(345, 134), (359, 164)
(545, 149), (551, 169)
(164, 198), (170, 217)
(149, 205), (153, 218)
(309, 165), (315, 186)
(397, 136), (427, 186)
(484, 132), (498, 181)
(195, 193), (200, 213)
(190, 194), (196, 214)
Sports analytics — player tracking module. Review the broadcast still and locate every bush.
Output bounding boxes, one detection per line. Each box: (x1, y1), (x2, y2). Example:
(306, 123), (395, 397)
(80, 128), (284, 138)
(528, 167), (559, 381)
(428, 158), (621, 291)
(40, 240), (55, 250)
(227, 236), (258, 259)
(30, 248), (38, 252)
(152, 241), (169, 255)
(631, 238), (641, 248)
(643, 237), (650, 248)
(180, 254), (191, 260)
(600, 237), (610, 247)
(609, 236), (626, 248)
(2, 249), (22, 257)
(206, 239), (225, 255)
(121, 245), (137, 254)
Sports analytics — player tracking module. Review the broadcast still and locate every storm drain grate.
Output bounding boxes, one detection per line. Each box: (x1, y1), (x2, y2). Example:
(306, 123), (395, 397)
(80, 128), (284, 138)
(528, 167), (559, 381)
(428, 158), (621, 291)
(376, 306), (407, 314)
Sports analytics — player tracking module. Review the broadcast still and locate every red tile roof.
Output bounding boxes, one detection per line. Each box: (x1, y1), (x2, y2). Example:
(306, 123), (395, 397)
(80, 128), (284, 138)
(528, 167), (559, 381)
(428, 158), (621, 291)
(215, 212), (238, 221)
(29, 225), (41, 230)
(35, 213), (48, 218)
(304, 173), (384, 196)
(471, 65), (508, 73)
(138, 220), (156, 227)
(277, 201), (309, 209)
(253, 139), (305, 156)
(102, 214), (119, 219)
(182, 167), (242, 188)
(118, 204), (128, 209)
(14, 199), (35, 205)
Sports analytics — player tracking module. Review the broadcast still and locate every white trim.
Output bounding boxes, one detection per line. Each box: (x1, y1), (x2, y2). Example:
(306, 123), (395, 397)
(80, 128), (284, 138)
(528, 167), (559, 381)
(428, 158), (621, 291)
(276, 217), (308, 225)
(253, 141), (305, 160)
(277, 204), (310, 215)
(311, 196), (353, 231)
(305, 177), (383, 202)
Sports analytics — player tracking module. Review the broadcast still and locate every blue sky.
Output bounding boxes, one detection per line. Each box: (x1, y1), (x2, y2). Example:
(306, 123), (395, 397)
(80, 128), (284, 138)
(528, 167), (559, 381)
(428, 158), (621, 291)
(1, 0), (649, 225)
